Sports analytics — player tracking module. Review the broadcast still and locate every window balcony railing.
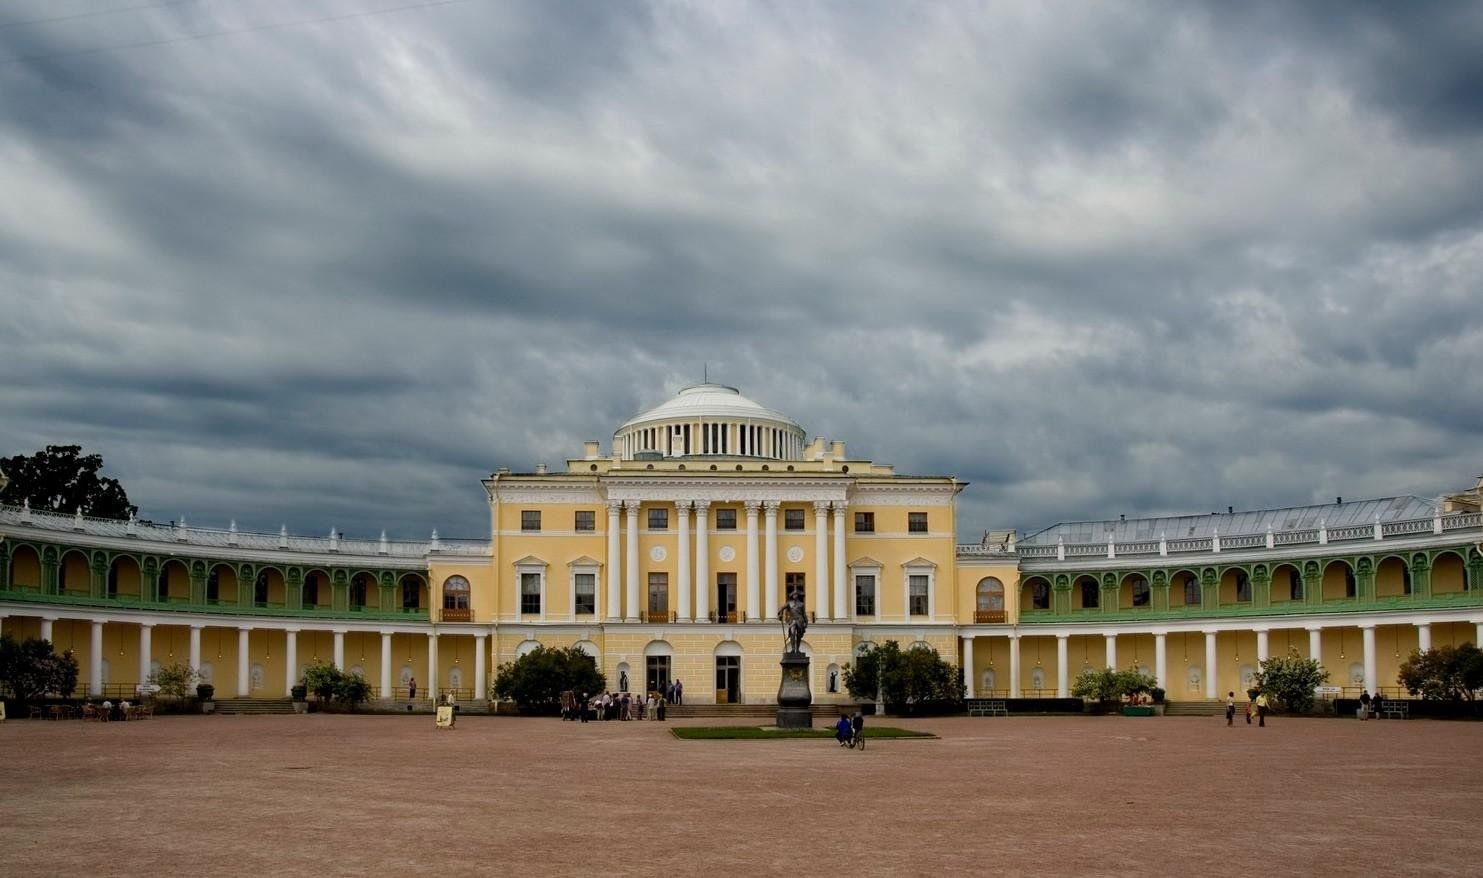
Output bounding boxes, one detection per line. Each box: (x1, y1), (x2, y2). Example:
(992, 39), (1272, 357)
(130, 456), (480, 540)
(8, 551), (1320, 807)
(641, 610), (676, 623)
(440, 607), (473, 622)
(974, 610), (1006, 624)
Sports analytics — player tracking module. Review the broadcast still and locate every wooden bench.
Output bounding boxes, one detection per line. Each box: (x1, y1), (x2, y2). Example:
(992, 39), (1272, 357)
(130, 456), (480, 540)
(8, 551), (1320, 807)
(966, 699), (1009, 717)
(1379, 702), (1409, 720)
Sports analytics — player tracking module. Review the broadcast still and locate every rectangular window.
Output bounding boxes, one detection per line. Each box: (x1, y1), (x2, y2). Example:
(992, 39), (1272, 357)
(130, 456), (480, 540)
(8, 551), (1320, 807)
(715, 507), (737, 530)
(785, 572), (806, 606)
(854, 511), (875, 533)
(648, 507), (668, 530)
(648, 572), (668, 617)
(520, 572), (541, 615)
(908, 511), (928, 533)
(574, 510), (595, 532)
(575, 573), (596, 615)
(855, 574), (876, 616)
(785, 508), (805, 531)
(909, 574), (929, 616)
(521, 510), (541, 532)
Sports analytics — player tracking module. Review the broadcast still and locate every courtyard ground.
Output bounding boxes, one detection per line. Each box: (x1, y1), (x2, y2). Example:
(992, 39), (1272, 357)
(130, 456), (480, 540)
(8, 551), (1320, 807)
(2, 713), (1480, 876)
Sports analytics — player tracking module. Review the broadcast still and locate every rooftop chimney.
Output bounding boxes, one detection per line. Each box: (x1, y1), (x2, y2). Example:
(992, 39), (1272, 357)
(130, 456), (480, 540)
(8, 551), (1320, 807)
(535, 463), (548, 475)
(1227, 506), (1233, 514)
(583, 440), (600, 460)
(1336, 496), (1342, 504)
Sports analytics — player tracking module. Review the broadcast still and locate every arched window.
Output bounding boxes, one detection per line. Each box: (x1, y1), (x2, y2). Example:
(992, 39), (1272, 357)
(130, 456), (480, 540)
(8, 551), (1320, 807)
(205, 568), (219, 603)
(976, 578), (1005, 611)
(303, 573), (320, 607)
(351, 573), (370, 609)
(1080, 578), (1100, 609)
(402, 575), (424, 610)
(254, 571), (269, 605)
(1235, 570), (1251, 602)
(1030, 580), (1050, 610)
(1344, 567), (1357, 599)
(1183, 574), (1201, 606)
(443, 575), (470, 610)
(1130, 576), (1150, 607)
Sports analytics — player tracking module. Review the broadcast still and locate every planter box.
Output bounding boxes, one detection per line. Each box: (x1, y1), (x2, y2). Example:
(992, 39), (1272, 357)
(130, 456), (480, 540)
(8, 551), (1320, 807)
(1120, 706), (1155, 717)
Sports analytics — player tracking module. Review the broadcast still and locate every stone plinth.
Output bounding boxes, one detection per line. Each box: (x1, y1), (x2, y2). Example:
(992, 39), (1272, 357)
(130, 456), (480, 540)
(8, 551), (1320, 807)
(776, 652), (812, 728)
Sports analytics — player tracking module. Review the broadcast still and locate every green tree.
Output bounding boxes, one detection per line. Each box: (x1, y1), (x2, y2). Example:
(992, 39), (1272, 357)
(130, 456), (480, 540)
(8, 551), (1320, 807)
(0, 636), (79, 703)
(1071, 667), (1158, 702)
(0, 445), (136, 520)
(492, 645), (606, 708)
(147, 662), (199, 699)
(1254, 649), (1330, 713)
(1398, 643), (1483, 702)
(843, 641), (963, 711)
(298, 662), (374, 709)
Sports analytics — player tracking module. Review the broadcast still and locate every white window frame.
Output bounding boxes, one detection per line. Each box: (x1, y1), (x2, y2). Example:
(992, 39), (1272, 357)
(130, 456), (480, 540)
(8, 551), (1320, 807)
(902, 559), (936, 621)
(513, 557), (548, 623)
(849, 558), (882, 623)
(567, 557), (601, 621)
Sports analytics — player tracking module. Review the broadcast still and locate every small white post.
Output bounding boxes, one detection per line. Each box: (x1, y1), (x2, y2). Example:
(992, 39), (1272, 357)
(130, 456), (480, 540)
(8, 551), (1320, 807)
(1158, 531), (1167, 557)
(1211, 529), (1220, 553)
(378, 530), (389, 555)
(228, 520), (239, 546)
(1265, 525), (1274, 549)
(278, 525), (289, 549)
(1318, 519), (1328, 545)
(1373, 513), (1382, 541)
(1433, 505), (1443, 535)
(1106, 533), (1115, 560)
(430, 530), (442, 552)
(1056, 536), (1065, 561)
(126, 511), (137, 535)
(328, 528), (339, 552)
(74, 507), (84, 530)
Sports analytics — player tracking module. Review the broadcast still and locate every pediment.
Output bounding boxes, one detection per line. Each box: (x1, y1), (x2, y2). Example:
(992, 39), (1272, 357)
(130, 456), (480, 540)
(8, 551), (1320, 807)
(902, 556), (938, 569)
(511, 554), (548, 568)
(566, 555), (602, 568)
(848, 556), (883, 568)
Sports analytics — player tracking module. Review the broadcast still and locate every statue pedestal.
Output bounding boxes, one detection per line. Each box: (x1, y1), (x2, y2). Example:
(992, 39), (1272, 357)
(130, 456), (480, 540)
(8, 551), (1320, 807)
(776, 652), (812, 728)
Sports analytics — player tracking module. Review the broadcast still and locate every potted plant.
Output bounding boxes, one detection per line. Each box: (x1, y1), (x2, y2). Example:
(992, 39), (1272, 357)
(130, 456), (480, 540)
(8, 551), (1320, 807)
(291, 684), (308, 714)
(196, 683), (215, 713)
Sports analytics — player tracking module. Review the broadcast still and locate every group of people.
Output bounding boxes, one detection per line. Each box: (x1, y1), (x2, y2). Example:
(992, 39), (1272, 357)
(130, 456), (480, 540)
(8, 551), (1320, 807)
(834, 711), (865, 745)
(564, 687), (682, 722)
(1224, 691), (1270, 727)
(1358, 689), (1386, 720)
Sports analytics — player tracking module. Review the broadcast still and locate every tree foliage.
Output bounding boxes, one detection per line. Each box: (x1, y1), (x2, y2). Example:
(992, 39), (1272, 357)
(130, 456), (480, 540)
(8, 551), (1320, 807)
(1071, 667), (1158, 702)
(843, 640), (964, 710)
(299, 661), (374, 707)
(0, 445), (137, 520)
(147, 662), (199, 699)
(1398, 643), (1483, 702)
(0, 636), (79, 703)
(1254, 649), (1330, 713)
(492, 645), (606, 707)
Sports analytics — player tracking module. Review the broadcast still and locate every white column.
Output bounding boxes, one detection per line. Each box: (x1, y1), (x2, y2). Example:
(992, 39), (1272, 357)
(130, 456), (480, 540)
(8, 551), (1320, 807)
(237, 627), (250, 696)
(1416, 622), (1431, 653)
(745, 502), (761, 622)
(1475, 621), (1483, 648)
(676, 501), (692, 622)
(832, 503), (848, 621)
(40, 617), (55, 642)
(427, 633), (439, 700)
(285, 629), (298, 695)
(1308, 627), (1323, 665)
(1256, 629), (1269, 663)
(188, 624), (202, 672)
(138, 623), (153, 687)
(1104, 633), (1117, 670)
(694, 501), (711, 622)
(1361, 625), (1377, 693)
(1009, 635), (1021, 698)
(1203, 630), (1218, 699)
(606, 502), (622, 621)
(764, 502), (780, 619)
(625, 501), (640, 621)
(813, 501), (829, 620)
(380, 631), (393, 698)
(1154, 632), (1167, 691)
(1056, 635), (1069, 697)
(89, 621), (104, 696)
(962, 636), (975, 698)
(333, 629), (345, 671)
(474, 633), (488, 701)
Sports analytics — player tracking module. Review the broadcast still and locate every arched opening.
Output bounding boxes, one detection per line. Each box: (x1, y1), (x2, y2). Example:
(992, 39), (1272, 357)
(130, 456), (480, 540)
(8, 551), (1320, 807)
(442, 575), (470, 621)
(254, 567), (285, 607)
(108, 555), (142, 599)
(1431, 552), (1467, 595)
(714, 641), (742, 704)
(644, 640), (673, 697)
(514, 639), (540, 658)
(1074, 575), (1100, 610)
(302, 570), (328, 608)
(400, 574), (427, 611)
(1322, 560), (1356, 601)
(7, 544), (41, 591)
(975, 577), (1005, 622)
(1375, 556), (1411, 598)
(616, 661), (632, 694)
(1120, 573), (1150, 609)
(59, 549), (90, 596)
(1219, 567), (1251, 604)
(1021, 577), (1051, 611)
(1167, 571), (1200, 608)
(158, 559), (189, 603)
(350, 572), (378, 609)
(1270, 564), (1301, 603)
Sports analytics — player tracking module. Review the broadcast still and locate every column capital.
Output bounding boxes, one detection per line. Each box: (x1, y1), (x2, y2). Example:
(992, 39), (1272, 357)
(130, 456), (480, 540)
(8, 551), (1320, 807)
(623, 500), (641, 512)
(189, 623), (204, 631)
(1359, 623), (1376, 631)
(379, 629), (395, 637)
(833, 501), (848, 514)
(607, 500), (625, 513)
(1413, 620), (1433, 628)
(237, 625), (252, 633)
(1304, 625), (1325, 632)
(474, 632), (488, 643)
(763, 500), (781, 514)
(1056, 633), (1069, 641)
(674, 499), (692, 511)
(744, 501), (762, 515)
(813, 501), (831, 513)
(1152, 630), (1169, 638)
(332, 627), (349, 635)
(693, 499), (712, 511)
(1008, 632), (1021, 641)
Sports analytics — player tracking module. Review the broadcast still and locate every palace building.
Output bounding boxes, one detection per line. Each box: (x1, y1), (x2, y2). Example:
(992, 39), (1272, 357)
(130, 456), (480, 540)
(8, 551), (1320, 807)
(2, 383), (1481, 707)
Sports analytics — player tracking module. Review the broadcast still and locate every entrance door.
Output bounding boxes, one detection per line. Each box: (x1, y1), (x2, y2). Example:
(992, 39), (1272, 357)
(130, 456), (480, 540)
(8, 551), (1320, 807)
(646, 656), (671, 697)
(715, 656), (740, 704)
(716, 573), (738, 623)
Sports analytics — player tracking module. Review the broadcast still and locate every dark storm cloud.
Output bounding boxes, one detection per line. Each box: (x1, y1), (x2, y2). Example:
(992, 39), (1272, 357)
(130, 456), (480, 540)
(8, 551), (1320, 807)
(1, 0), (1479, 541)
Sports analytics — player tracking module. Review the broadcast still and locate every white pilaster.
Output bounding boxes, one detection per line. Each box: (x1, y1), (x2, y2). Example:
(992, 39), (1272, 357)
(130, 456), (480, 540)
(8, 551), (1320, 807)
(188, 624), (202, 673)
(1476, 621), (1483, 649)
(625, 501), (640, 621)
(962, 636), (975, 698)
(1308, 627), (1323, 665)
(40, 617), (54, 643)
(138, 623), (153, 689)
(1009, 635), (1021, 698)
(380, 632), (393, 698)
(1361, 625), (1377, 693)
(745, 501), (761, 622)
(676, 501), (692, 622)
(606, 502), (622, 621)
(1416, 622), (1431, 653)
(285, 629), (298, 695)
(1154, 632), (1167, 691)
(832, 503), (848, 621)
(474, 634), (488, 701)
(1256, 629), (1269, 663)
(763, 501), (780, 619)
(1203, 631), (1217, 699)
(694, 501), (711, 622)
(427, 633), (439, 700)
(814, 501), (830, 620)
(1056, 635), (1069, 697)
(333, 629), (345, 671)
(1104, 633), (1117, 670)
(237, 627), (250, 696)
(89, 621), (104, 696)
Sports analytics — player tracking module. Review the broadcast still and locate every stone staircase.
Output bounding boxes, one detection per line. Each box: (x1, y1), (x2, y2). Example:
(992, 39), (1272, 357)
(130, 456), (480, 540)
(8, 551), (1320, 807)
(215, 697), (298, 716)
(1164, 701), (1227, 717)
(666, 703), (856, 720)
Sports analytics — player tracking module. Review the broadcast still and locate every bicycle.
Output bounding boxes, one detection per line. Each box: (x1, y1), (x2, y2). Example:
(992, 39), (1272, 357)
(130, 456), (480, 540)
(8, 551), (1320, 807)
(848, 729), (865, 750)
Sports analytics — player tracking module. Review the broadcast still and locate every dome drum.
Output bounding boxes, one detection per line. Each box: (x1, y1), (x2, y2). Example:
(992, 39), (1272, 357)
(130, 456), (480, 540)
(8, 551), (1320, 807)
(614, 384), (806, 462)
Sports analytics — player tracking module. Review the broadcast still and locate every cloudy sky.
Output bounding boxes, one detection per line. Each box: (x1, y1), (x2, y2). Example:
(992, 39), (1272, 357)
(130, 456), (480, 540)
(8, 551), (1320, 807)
(2, 1), (1480, 541)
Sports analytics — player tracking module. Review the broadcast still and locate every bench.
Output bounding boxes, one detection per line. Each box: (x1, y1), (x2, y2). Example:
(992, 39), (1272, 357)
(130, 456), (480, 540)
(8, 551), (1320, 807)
(966, 699), (1009, 717)
(1379, 702), (1409, 720)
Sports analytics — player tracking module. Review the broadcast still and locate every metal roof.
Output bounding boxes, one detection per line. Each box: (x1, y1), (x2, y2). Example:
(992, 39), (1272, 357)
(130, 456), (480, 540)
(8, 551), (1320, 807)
(616, 384), (803, 434)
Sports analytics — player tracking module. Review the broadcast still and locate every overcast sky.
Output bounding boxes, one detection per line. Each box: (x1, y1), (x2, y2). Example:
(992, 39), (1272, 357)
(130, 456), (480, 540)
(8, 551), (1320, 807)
(2, 1), (1480, 541)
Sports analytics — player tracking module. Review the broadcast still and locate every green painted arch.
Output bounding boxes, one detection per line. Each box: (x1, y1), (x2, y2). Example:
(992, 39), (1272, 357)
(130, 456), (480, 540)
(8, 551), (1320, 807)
(1372, 553), (1411, 571)
(1215, 563), (1254, 579)
(1320, 557), (1354, 574)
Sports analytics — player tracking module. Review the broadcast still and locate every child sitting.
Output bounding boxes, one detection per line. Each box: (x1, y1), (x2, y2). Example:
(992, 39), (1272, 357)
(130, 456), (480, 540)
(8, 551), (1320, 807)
(835, 714), (853, 745)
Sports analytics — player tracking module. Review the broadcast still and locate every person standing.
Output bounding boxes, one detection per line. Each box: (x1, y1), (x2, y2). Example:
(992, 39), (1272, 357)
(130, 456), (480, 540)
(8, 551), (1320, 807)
(1372, 690), (1384, 719)
(675, 679), (683, 705)
(1255, 692), (1269, 727)
(1359, 689), (1372, 721)
(408, 676), (417, 702)
(657, 695), (666, 722)
(1225, 691), (1236, 727)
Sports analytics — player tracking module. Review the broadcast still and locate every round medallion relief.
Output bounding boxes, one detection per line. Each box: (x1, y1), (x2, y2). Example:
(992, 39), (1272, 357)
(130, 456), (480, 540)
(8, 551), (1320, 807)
(718, 546), (736, 563)
(786, 546), (805, 564)
(649, 545), (667, 563)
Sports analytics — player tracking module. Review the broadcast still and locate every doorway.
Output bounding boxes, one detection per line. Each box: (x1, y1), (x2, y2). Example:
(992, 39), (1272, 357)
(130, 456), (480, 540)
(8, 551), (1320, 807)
(715, 655), (740, 704)
(646, 656), (671, 697)
(716, 573), (738, 623)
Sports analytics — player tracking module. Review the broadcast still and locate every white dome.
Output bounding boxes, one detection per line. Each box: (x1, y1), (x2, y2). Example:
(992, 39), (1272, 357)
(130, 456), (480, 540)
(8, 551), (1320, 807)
(618, 384), (802, 433)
